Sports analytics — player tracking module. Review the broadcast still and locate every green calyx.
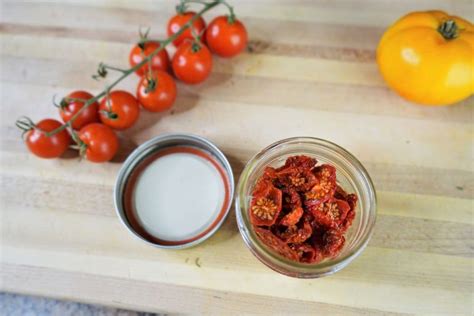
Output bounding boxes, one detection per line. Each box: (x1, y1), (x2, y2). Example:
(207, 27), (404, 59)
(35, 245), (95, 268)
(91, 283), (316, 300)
(438, 19), (459, 40)
(176, 2), (187, 14)
(191, 41), (202, 53)
(70, 131), (87, 159)
(100, 110), (118, 120)
(15, 116), (35, 138)
(226, 5), (236, 24)
(145, 78), (157, 93)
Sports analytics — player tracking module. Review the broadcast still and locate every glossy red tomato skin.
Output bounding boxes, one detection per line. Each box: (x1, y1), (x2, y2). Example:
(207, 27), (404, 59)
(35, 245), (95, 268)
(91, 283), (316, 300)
(25, 119), (71, 159)
(172, 42), (213, 84)
(99, 90), (140, 130)
(59, 91), (99, 130)
(78, 123), (119, 163)
(129, 41), (170, 76)
(167, 12), (206, 47)
(205, 16), (248, 57)
(136, 71), (177, 112)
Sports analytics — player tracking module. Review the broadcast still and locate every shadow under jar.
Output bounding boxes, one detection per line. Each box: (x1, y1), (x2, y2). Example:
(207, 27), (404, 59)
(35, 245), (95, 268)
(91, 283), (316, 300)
(235, 137), (377, 278)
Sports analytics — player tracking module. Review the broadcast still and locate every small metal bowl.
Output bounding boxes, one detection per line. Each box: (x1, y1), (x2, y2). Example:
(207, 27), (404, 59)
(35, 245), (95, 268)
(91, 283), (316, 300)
(114, 133), (234, 249)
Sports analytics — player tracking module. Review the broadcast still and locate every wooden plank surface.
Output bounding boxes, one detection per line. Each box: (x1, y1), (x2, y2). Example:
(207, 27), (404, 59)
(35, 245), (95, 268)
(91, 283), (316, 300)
(0, 0), (473, 314)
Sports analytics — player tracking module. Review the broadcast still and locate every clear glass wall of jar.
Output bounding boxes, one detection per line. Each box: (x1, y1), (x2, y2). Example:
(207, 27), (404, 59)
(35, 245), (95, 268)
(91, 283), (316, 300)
(236, 137), (377, 278)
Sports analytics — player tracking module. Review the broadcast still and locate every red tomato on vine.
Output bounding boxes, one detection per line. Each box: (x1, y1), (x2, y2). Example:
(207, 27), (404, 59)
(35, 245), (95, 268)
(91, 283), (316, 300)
(59, 90), (99, 130)
(205, 15), (248, 57)
(172, 41), (213, 84)
(22, 118), (71, 159)
(167, 11), (206, 47)
(78, 123), (119, 163)
(129, 41), (170, 76)
(99, 90), (140, 130)
(136, 71), (177, 112)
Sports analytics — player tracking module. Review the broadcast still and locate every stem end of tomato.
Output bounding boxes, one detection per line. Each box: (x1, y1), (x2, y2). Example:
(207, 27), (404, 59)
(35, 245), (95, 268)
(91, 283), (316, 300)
(176, 2), (187, 14)
(145, 78), (157, 93)
(100, 110), (119, 120)
(438, 19), (458, 40)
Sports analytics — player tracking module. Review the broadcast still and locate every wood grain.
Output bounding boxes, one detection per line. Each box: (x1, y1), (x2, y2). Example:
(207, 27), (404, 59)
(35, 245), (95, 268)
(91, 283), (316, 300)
(0, 0), (473, 314)
(1, 264), (406, 315)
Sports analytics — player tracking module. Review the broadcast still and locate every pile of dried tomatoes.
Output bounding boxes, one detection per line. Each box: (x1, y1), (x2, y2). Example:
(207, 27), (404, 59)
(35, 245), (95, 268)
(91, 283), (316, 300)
(250, 155), (358, 263)
(16, 0), (247, 163)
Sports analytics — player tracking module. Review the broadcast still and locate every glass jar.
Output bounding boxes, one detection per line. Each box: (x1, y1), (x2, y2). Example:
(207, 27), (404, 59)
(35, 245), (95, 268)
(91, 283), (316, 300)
(235, 137), (377, 278)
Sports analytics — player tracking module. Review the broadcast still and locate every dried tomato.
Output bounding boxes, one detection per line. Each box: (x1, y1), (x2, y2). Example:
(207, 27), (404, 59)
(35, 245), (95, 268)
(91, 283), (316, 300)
(250, 180), (282, 226)
(280, 206), (304, 226)
(254, 227), (299, 261)
(311, 198), (350, 229)
(249, 155), (357, 264)
(281, 220), (312, 244)
(291, 243), (323, 263)
(340, 194), (357, 233)
(334, 184), (348, 200)
(323, 230), (346, 257)
(276, 169), (317, 192)
(305, 164), (337, 207)
(333, 187), (358, 233)
(272, 156), (318, 192)
(252, 178), (271, 196)
(282, 188), (302, 210)
(262, 166), (277, 181)
(311, 228), (346, 257)
(276, 155), (317, 171)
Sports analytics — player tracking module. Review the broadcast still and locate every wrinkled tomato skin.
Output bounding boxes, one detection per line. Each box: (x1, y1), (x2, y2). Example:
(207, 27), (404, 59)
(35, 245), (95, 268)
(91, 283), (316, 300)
(205, 16), (248, 58)
(311, 198), (351, 229)
(255, 227), (299, 261)
(249, 155), (357, 263)
(323, 230), (346, 257)
(282, 220), (313, 244)
(25, 119), (71, 159)
(334, 186), (358, 233)
(311, 228), (345, 258)
(250, 181), (282, 227)
(280, 206), (304, 226)
(277, 155), (317, 171)
(291, 243), (322, 263)
(282, 188), (302, 210)
(340, 194), (357, 232)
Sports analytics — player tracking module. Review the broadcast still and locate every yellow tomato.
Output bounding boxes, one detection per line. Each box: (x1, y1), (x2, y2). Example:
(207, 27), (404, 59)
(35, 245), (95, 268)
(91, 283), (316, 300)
(377, 11), (473, 106)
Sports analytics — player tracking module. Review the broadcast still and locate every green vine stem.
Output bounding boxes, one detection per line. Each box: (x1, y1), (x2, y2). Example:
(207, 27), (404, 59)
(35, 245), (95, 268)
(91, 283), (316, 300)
(16, 0), (233, 138)
(15, 116), (36, 137)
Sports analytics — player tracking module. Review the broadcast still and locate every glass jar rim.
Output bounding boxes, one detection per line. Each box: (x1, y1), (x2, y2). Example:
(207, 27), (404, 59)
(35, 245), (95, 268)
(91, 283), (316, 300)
(235, 137), (377, 278)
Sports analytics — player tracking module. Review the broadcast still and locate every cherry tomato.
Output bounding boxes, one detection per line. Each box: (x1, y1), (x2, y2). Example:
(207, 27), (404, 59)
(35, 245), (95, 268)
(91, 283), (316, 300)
(172, 41), (213, 84)
(205, 16), (248, 57)
(167, 11), (206, 47)
(129, 41), (170, 76)
(25, 119), (71, 159)
(99, 90), (140, 130)
(78, 123), (119, 163)
(136, 71), (177, 112)
(59, 90), (99, 130)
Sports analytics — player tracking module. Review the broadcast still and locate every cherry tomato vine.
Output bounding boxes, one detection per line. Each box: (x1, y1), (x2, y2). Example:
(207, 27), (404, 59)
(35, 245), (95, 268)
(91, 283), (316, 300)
(15, 0), (248, 162)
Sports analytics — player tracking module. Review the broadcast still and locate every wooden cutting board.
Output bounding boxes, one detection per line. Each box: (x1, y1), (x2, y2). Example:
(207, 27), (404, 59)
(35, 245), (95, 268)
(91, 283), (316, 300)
(1, 0), (472, 314)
